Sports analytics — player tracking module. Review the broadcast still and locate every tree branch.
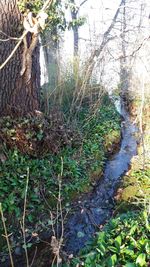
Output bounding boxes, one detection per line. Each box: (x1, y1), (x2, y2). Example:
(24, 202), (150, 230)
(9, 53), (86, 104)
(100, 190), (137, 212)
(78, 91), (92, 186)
(80, 0), (88, 7)
(96, 0), (125, 58)
(0, 0), (53, 71)
(0, 30), (20, 41)
(82, 0), (125, 83)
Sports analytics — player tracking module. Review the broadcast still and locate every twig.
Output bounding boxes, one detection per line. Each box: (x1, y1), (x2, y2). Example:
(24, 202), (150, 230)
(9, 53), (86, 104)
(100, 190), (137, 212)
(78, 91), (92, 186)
(0, 203), (14, 267)
(80, 0), (88, 7)
(21, 167), (30, 267)
(30, 246), (37, 267)
(51, 157), (64, 266)
(139, 75), (145, 169)
(41, 0), (53, 12)
(52, 254), (57, 267)
(58, 157), (64, 243)
(0, 30), (20, 41)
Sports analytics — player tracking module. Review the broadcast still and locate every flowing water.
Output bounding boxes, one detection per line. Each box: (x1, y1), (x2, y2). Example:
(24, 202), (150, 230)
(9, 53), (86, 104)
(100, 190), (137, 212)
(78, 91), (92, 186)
(63, 106), (138, 254)
(1, 105), (138, 266)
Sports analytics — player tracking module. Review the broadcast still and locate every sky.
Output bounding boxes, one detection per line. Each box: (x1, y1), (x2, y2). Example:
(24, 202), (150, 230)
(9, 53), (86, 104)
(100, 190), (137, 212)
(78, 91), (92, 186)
(62, 0), (150, 92)
(63, 0), (122, 57)
(41, 0), (150, 91)
(63, 0), (150, 57)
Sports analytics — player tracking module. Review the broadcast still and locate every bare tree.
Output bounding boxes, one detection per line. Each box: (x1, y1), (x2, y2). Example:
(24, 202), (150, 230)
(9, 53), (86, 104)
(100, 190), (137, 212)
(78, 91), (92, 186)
(70, 0), (88, 56)
(81, 0), (125, 85)
(120, 0), (130, 102)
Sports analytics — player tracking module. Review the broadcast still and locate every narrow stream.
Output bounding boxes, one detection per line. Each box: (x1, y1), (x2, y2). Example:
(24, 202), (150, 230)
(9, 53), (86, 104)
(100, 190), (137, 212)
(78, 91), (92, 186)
(64, 105), (138, 255)
(1, 105), (138, 266)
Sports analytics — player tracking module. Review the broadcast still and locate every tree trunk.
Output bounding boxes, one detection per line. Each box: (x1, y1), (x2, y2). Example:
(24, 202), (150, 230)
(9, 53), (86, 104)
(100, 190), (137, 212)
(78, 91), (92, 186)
(72, 23), (79, 57)
(42, 29), (59, 88)
(0, 0), (40, 117)
(120, 0), (128, 99)
(70, 0), (79, 56)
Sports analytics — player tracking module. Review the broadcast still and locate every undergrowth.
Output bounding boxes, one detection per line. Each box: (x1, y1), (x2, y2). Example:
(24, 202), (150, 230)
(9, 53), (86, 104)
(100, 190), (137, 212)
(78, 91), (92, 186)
(0, 96), (121, 256)
(68, 97), (150, 267)
(70, 211), (149, 267)
(69, 168), (150, 267)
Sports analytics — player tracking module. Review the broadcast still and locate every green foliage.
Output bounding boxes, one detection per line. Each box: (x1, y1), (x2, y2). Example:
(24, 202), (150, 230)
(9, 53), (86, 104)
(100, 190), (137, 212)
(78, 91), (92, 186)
(65, 0), (87, 29)
(18, 0), (60, 15)
(71, 211), (150, 267)
(0, 114), (75, 156)
(17, 0), (86, 35)
(68, 16), (86, 29)
(70, 143), (150, 267)
(0, 98), (121, 254)
(18, 0), (67, 34)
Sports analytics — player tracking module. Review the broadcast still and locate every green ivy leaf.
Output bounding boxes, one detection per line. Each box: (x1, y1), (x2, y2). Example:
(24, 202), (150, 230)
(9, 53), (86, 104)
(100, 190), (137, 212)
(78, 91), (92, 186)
(108, 246), (118, 253)
(124, 248), (135, 256)
(145, 242), (150, 254)
(114, 235), (122, 250)
(107, 254), (117, 267)
(136, 253), (146, 266)
(125, 263), (136, 267)
(96, 243), (106, 256)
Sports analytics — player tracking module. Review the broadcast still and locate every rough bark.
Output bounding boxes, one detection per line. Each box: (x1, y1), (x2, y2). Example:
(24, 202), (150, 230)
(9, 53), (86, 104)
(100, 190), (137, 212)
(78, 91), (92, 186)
(0, 0), (40, 117)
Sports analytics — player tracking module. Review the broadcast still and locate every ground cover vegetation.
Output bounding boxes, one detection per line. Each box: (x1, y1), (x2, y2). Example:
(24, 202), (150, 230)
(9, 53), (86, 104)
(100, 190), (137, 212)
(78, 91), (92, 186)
(0, 0), (122, 259)
(0, 0), (150, 266)
(69, 170), (150, 267)
(0, 90), (121, 258)
(68, 95), (150, 267)
(70, 211), (149, 267)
